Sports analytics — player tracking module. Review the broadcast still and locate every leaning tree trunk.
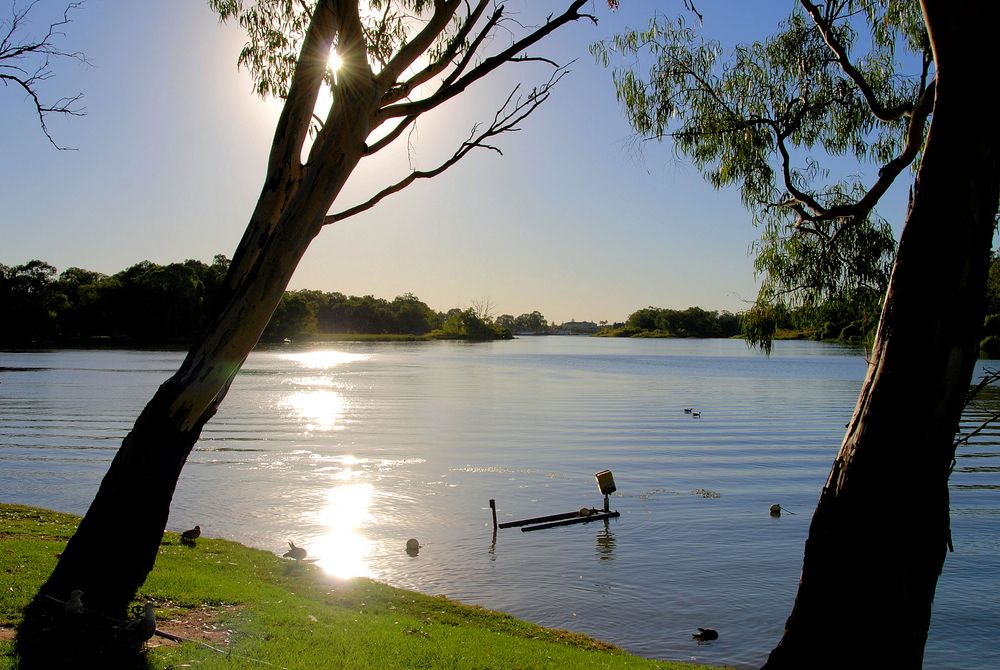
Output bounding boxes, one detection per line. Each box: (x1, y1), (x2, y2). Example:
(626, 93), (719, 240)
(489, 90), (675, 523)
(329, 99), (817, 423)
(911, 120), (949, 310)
(16, 5), (380, 661)
(763, 2), (1000, 668)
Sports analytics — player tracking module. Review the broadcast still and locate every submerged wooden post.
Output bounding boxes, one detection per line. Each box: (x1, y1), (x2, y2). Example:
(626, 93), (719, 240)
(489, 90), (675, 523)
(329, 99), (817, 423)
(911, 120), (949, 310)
(489, 499), (497, 530)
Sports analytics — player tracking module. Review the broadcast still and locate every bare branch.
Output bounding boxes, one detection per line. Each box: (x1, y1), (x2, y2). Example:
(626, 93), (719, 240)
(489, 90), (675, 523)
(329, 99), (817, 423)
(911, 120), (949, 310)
(439, 3), (503, 88)
(324, 68), (569, 225)
(375, 0), (593, 123)
(1, 0), (88, 149)
(376, 0), (462, 88)
(379, 0), (489, 106)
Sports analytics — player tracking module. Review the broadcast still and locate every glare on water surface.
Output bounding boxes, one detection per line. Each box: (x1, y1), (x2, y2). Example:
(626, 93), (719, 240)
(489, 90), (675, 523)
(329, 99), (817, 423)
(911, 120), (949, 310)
(312, 477), (376, 579)
(282, 389), (345, 431)
(278, 350), (368, 430)
(278, 351), (375, 577)
(280, 350), (367, 369)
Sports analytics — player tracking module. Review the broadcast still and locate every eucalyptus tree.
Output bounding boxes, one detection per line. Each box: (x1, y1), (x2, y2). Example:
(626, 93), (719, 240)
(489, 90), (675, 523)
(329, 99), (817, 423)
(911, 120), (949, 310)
(594, 1), (1000, 667)
(24, 0), (597, 653)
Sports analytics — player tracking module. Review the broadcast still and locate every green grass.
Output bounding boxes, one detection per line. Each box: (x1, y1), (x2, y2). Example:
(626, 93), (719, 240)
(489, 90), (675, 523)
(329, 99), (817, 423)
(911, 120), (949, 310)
(1, 504), (721, 670)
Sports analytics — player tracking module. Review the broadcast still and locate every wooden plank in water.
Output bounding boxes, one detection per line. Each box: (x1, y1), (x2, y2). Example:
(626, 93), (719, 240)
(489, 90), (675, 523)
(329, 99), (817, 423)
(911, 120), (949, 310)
(498, 510), (581, 529)
(521, 510), (620, 532)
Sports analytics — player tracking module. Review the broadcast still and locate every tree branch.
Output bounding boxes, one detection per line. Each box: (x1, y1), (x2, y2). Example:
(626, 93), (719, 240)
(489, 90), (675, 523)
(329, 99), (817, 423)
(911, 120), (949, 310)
(1, 0), (87, 149)
(379, 0), (489, 106)
(263, 0), (339, 178)
(376, 0), (462, 88)
(799, 0), (914, 122)
(374, 0), (593, 123)
(791, 79), (935, 231)
(324, 68), (569, 225)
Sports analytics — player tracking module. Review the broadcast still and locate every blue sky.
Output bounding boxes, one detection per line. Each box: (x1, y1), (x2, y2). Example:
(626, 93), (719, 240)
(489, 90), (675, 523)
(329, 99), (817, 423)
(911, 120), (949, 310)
(1, 0), (911, 325)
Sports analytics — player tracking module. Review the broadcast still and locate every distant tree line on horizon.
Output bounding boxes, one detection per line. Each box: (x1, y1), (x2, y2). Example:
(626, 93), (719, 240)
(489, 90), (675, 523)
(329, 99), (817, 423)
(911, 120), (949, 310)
(0, 257), (515, 345)
(10, 254), (998, 351)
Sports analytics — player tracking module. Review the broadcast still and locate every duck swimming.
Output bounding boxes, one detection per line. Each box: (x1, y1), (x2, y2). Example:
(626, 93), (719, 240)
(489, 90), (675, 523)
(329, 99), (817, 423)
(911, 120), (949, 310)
(692, 627), (718, 642)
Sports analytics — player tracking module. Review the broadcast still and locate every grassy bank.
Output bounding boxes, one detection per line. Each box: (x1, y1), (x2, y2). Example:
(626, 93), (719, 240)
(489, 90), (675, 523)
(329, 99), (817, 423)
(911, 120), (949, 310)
(0, 504), (720, 670)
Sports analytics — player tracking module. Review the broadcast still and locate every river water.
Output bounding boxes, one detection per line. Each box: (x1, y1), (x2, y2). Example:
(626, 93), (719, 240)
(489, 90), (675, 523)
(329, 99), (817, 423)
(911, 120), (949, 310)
(1, 338), (997, 669)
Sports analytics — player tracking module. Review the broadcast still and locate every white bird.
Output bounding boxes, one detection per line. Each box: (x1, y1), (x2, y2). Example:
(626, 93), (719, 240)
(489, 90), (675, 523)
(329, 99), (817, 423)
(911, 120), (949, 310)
(119, 602), (157, 642)
(283, 541), (307, 561)
(64, 589), (84, 614)
(134, 602), (157, 641)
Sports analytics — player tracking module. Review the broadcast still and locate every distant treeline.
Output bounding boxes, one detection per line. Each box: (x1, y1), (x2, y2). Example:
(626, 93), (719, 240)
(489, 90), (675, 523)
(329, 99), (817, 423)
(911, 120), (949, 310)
(6, 255), (935, 349)
(0, 258), (514, 345)
(605, 306), (742, 338)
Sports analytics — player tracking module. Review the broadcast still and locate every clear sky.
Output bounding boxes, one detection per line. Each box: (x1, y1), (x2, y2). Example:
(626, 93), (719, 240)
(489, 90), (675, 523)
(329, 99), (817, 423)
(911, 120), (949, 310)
(1, 0), (910, 325)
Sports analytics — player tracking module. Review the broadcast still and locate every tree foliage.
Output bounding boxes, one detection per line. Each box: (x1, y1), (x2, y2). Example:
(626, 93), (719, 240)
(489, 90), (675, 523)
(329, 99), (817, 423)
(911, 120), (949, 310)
(0, 257), (527, 343)
(592, 0), (934, 350)
(612, 305), (739, 338)
(496, 310), (549, 334)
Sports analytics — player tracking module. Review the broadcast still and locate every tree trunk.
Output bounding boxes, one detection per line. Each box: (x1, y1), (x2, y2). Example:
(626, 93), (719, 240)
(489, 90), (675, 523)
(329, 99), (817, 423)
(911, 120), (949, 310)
(764, 2), (1000, 668)
(16, 7), (379, 658)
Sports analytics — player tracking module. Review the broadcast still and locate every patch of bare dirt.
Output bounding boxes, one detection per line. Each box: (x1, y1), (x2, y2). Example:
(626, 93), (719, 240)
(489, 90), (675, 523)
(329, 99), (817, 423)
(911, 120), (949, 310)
(147, 605), (239, 649)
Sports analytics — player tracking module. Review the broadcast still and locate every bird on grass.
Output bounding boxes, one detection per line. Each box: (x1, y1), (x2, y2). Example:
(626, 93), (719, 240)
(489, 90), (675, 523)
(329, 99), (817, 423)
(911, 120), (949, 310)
(118, 602), (157, 643)
(64, 589), (84, 614)
(283, 541), (307, 561)
(181, 525), (201, 543)
(692, 627), (718, 642)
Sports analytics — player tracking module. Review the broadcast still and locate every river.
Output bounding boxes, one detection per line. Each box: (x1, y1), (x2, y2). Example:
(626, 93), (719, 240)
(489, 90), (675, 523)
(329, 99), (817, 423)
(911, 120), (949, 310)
(1, 338), (997, 668)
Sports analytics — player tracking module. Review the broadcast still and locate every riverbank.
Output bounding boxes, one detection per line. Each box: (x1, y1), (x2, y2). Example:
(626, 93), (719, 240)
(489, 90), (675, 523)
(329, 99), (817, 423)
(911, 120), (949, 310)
(0, 504), (720, 670)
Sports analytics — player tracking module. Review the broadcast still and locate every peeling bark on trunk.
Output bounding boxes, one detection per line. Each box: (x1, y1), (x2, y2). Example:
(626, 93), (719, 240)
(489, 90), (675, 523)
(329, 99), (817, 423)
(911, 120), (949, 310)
(764, 2), (1000, 668)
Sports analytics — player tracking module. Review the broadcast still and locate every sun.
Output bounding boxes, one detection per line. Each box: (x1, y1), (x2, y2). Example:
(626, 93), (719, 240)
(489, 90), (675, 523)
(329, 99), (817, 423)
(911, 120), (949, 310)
(328, 50), (343, 74)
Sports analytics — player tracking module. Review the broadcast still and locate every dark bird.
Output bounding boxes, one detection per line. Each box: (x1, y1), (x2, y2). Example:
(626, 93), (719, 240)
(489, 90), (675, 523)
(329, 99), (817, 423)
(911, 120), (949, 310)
(692, 627), (718, 642)
(683, 408), (693, 413)
(691, 411), (701, 418)
(283, 541), (307, 561)
(181, 525), (201, 542)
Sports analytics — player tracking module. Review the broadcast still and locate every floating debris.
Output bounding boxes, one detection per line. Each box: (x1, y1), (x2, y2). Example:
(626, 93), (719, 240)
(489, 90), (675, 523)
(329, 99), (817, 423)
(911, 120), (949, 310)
(693, 488), (721, 499)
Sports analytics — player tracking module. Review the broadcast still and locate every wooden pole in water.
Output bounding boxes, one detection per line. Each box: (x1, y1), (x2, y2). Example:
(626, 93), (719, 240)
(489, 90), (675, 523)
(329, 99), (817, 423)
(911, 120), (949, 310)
(489, 499), (497, 530)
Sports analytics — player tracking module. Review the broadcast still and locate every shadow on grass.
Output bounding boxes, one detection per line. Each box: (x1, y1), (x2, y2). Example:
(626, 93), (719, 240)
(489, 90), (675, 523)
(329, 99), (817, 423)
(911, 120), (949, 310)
(15, 594), (154, 670)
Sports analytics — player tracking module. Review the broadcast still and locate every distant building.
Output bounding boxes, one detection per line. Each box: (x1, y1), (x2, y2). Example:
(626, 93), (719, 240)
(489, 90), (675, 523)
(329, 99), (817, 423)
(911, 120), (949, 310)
(555, 320), (600, 335)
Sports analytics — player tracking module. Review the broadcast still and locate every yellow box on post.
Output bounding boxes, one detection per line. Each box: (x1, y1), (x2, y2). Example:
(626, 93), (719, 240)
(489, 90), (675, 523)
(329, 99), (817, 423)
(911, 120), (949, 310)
(595, 469), (616, 495)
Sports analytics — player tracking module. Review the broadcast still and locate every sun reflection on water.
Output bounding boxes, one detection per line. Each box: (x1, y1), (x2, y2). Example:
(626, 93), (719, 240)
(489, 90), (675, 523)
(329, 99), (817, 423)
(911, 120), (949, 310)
(280, 350), (368, 369)
(312, 477), (375, 579)
(282, 390), (346, 431)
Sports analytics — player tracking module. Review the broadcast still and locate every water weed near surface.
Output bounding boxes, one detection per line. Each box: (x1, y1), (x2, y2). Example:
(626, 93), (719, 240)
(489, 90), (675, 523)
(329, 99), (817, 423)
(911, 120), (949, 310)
(0, 504), (720, 670)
